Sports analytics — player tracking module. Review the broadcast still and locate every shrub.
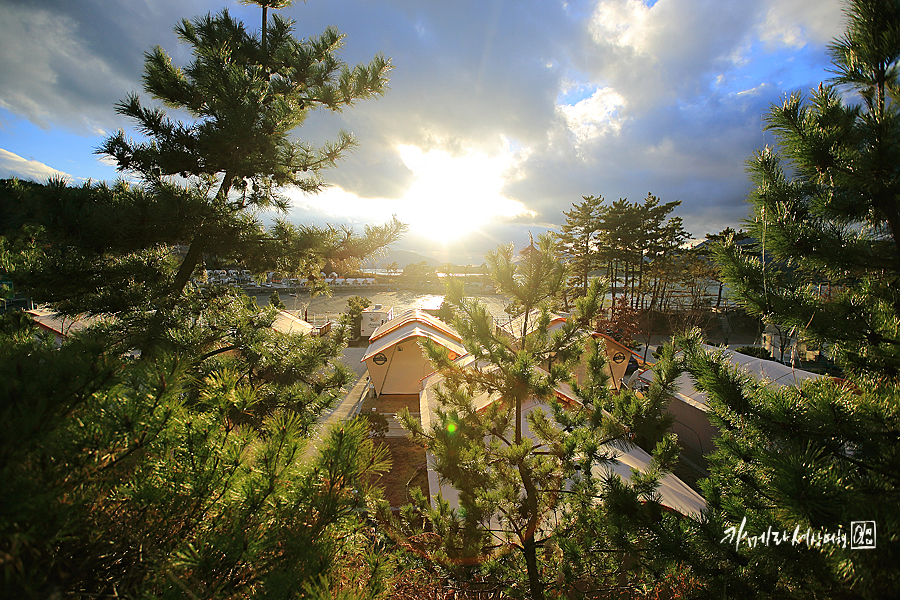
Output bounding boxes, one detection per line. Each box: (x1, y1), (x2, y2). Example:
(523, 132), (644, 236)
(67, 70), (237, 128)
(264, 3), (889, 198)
(734, 346), (771, 360)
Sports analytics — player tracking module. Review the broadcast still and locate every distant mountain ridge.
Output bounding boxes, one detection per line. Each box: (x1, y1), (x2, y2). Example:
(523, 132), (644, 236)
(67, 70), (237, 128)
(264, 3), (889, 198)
(365, 249), (442, 269)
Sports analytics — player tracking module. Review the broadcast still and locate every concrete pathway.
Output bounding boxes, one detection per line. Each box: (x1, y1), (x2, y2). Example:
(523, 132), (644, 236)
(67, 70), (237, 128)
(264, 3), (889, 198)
(303, 347), (372, 459)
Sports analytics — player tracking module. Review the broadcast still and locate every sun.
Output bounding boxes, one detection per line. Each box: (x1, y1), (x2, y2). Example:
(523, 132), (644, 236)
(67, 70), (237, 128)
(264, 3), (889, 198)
(396, 144), (533, 242)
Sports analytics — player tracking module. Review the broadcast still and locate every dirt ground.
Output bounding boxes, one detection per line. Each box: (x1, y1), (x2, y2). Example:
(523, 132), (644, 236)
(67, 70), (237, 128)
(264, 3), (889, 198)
(361, 394), (428, 507)
(377, 437), (429, 507)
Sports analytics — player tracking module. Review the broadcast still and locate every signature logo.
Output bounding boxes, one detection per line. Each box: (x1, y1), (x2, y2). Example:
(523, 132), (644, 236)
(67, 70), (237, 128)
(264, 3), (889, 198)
(721, 517), (876, 551)
(850, 521), (876, 550)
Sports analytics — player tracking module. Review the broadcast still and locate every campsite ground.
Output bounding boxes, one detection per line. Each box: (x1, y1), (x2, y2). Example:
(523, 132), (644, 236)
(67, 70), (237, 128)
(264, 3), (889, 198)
(378, 438), (430, 507)
(360, 394), (430, 507)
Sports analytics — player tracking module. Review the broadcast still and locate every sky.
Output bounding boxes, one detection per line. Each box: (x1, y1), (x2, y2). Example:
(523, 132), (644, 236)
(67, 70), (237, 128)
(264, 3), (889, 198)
(0, 0), (848, 264)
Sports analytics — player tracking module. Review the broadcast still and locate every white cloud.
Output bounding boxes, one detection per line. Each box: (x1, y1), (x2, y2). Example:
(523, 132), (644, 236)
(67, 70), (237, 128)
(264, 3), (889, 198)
(0, 148), (70, 182)
(583, 0), (758, 110)
(591, 0), (654, 54)
(558, 86), (626, 143)
(285, 185), (391, 223)
(756, 0), (844, 49)
(0, 4), (139, 133)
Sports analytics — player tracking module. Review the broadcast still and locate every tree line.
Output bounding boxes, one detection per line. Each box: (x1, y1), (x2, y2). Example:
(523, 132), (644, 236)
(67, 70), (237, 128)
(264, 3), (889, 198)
(553, 192), (741, 319)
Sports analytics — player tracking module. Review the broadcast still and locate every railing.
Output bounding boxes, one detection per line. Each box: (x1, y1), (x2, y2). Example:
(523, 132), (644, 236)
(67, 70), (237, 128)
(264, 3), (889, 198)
(308, 313), (343, 327)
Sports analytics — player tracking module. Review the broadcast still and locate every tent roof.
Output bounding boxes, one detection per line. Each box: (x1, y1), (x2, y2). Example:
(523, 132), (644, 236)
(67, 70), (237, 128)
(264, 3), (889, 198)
(590, 331), (642, 359)
(638, 344), (821, 410)
(498, 309), (568, 340)
(270, 309), (315, 336)
(369, 309), (461, 343)
(362, 325), (467, 362)
(592, 444), (706, 518)
(26, 308), (99, 337)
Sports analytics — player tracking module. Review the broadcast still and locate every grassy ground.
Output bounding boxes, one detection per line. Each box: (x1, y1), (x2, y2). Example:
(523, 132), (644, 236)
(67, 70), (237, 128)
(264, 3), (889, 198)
(361, 394), (419, 413)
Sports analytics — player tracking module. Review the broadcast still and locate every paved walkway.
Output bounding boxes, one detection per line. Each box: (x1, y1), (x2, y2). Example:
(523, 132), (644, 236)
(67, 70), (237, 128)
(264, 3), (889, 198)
(303, 347), (372, 459)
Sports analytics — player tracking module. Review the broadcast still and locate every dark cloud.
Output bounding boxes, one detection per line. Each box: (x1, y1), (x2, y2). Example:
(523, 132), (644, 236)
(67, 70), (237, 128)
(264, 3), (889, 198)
(0, 0), (218, 132)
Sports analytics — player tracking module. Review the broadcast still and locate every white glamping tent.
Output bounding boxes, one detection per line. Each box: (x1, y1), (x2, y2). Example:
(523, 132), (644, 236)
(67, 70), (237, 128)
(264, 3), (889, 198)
(362, 309), (467, 396)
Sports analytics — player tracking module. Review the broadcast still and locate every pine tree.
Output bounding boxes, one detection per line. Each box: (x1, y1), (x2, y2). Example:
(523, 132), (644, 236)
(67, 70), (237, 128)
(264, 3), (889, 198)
(684, 1), (900, 596)
(0, 310), (392, 597)
(396, 239), (687, 598)
(98, 4), (395, 299)
(0, 3), (404, 597)
(556, 194), (687, 312)
(717, 0), (900, 377)
(556, 195), (606, 301)
(400, 278), (603, 600)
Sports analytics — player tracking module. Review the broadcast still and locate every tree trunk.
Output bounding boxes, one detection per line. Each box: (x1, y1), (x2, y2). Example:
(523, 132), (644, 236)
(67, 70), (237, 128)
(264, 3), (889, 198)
(171, 234), (205, 298)
(523, 537), (543, 600)
(518, 462), (544, 600)
(170, 173), (235, 299)
(610, 260), (617, 304)
(261, 5), (269, 56)
(637, 254), (645, 310)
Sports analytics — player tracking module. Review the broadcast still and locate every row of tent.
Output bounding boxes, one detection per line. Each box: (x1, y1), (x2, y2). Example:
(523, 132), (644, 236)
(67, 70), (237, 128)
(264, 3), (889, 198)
(361, 308), (823, 520)
(361, 309), (704, 517)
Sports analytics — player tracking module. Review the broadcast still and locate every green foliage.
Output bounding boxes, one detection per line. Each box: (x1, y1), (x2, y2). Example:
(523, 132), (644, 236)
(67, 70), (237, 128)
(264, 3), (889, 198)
(94, 5), (398, 297)
(554, 193), (688, 311)
(735, 345), (772, 360)
(401, 260), (435, 283)
(715, 0), (900, 379)
(684, 3), (900, 596)
(269, 289), (286, 309)
(0, 312), (391, 598)
(345, 295), (371, 338)
(395, 261), (696, 598)
(361, 411), (390, 439)
(395, 263), (606, 600)
(435, 300), (455, 323)
(556, 194), (606, 300)
(489, 233), (566, 325)
(0, 3), (406, 598)
(347, 295), (372, 319)
(675, 329), (900, 598)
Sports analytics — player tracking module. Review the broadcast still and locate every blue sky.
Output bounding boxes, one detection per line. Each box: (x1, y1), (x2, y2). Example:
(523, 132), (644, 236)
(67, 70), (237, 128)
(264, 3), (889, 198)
(0, 0), (847, 263)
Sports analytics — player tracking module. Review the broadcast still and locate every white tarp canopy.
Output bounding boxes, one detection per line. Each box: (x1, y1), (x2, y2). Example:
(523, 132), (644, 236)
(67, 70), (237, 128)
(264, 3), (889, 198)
(638, 343), (821, 411)
(362, 327), (467, 364)
(363, 310), (466, 395)
(368, 309), (460, 343)
(270, 309), (315, 336)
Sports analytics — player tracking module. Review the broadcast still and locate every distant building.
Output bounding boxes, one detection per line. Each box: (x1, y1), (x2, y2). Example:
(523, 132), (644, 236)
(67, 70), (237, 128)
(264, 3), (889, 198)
(360, 304), (393, 338)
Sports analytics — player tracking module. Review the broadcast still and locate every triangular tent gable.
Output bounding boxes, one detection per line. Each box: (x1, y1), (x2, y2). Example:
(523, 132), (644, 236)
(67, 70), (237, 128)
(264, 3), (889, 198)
(363, 310), (466, 396)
